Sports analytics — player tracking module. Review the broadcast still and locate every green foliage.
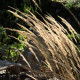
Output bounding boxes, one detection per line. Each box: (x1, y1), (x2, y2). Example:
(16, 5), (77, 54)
(66, 0), (80, 8)
(0, 0), (37, 61)
(0, 26), (9, 47)
(9, 42), (26, 62)
(66, 2), (75, 8)
(51, 0), (80, 8)
(0, 0), (38, 27)
(0, 26), (26, 61)
(67, 33), (80, 49)
(0, 26), (9, 59)
(68, 33), (79, 39)
(53, 0), (80, 8)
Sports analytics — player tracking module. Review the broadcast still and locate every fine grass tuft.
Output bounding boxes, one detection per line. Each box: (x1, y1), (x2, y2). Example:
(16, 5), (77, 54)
(6, 6), (80, 80)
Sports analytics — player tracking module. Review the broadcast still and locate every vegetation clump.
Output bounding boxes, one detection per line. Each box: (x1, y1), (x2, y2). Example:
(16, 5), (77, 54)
(5, 5), (80, 79)
(0, 0), (80, 80)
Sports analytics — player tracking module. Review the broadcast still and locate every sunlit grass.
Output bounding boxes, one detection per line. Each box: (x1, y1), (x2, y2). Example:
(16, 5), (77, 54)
(5, 5), (80, 80)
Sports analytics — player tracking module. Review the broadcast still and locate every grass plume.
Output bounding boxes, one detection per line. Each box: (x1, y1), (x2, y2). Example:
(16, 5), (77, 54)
(6, 6), (80, 80)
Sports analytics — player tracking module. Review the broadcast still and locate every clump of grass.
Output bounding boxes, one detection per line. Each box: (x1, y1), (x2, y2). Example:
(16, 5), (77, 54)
(6, 6), (80, 80)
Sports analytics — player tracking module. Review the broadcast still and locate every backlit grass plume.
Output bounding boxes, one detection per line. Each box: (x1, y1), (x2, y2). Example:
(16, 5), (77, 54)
(6, 6), (80, 80)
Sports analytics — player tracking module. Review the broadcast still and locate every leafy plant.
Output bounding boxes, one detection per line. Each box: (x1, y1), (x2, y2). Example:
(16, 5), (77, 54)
(9, 41), (26, 62)
(0, 26), (26, 61)
(0, 0), (38, 61)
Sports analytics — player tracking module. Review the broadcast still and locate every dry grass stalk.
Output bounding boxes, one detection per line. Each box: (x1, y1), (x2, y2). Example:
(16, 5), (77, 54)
(32, 0), (42, 11)
(6, 7), (80, 80)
